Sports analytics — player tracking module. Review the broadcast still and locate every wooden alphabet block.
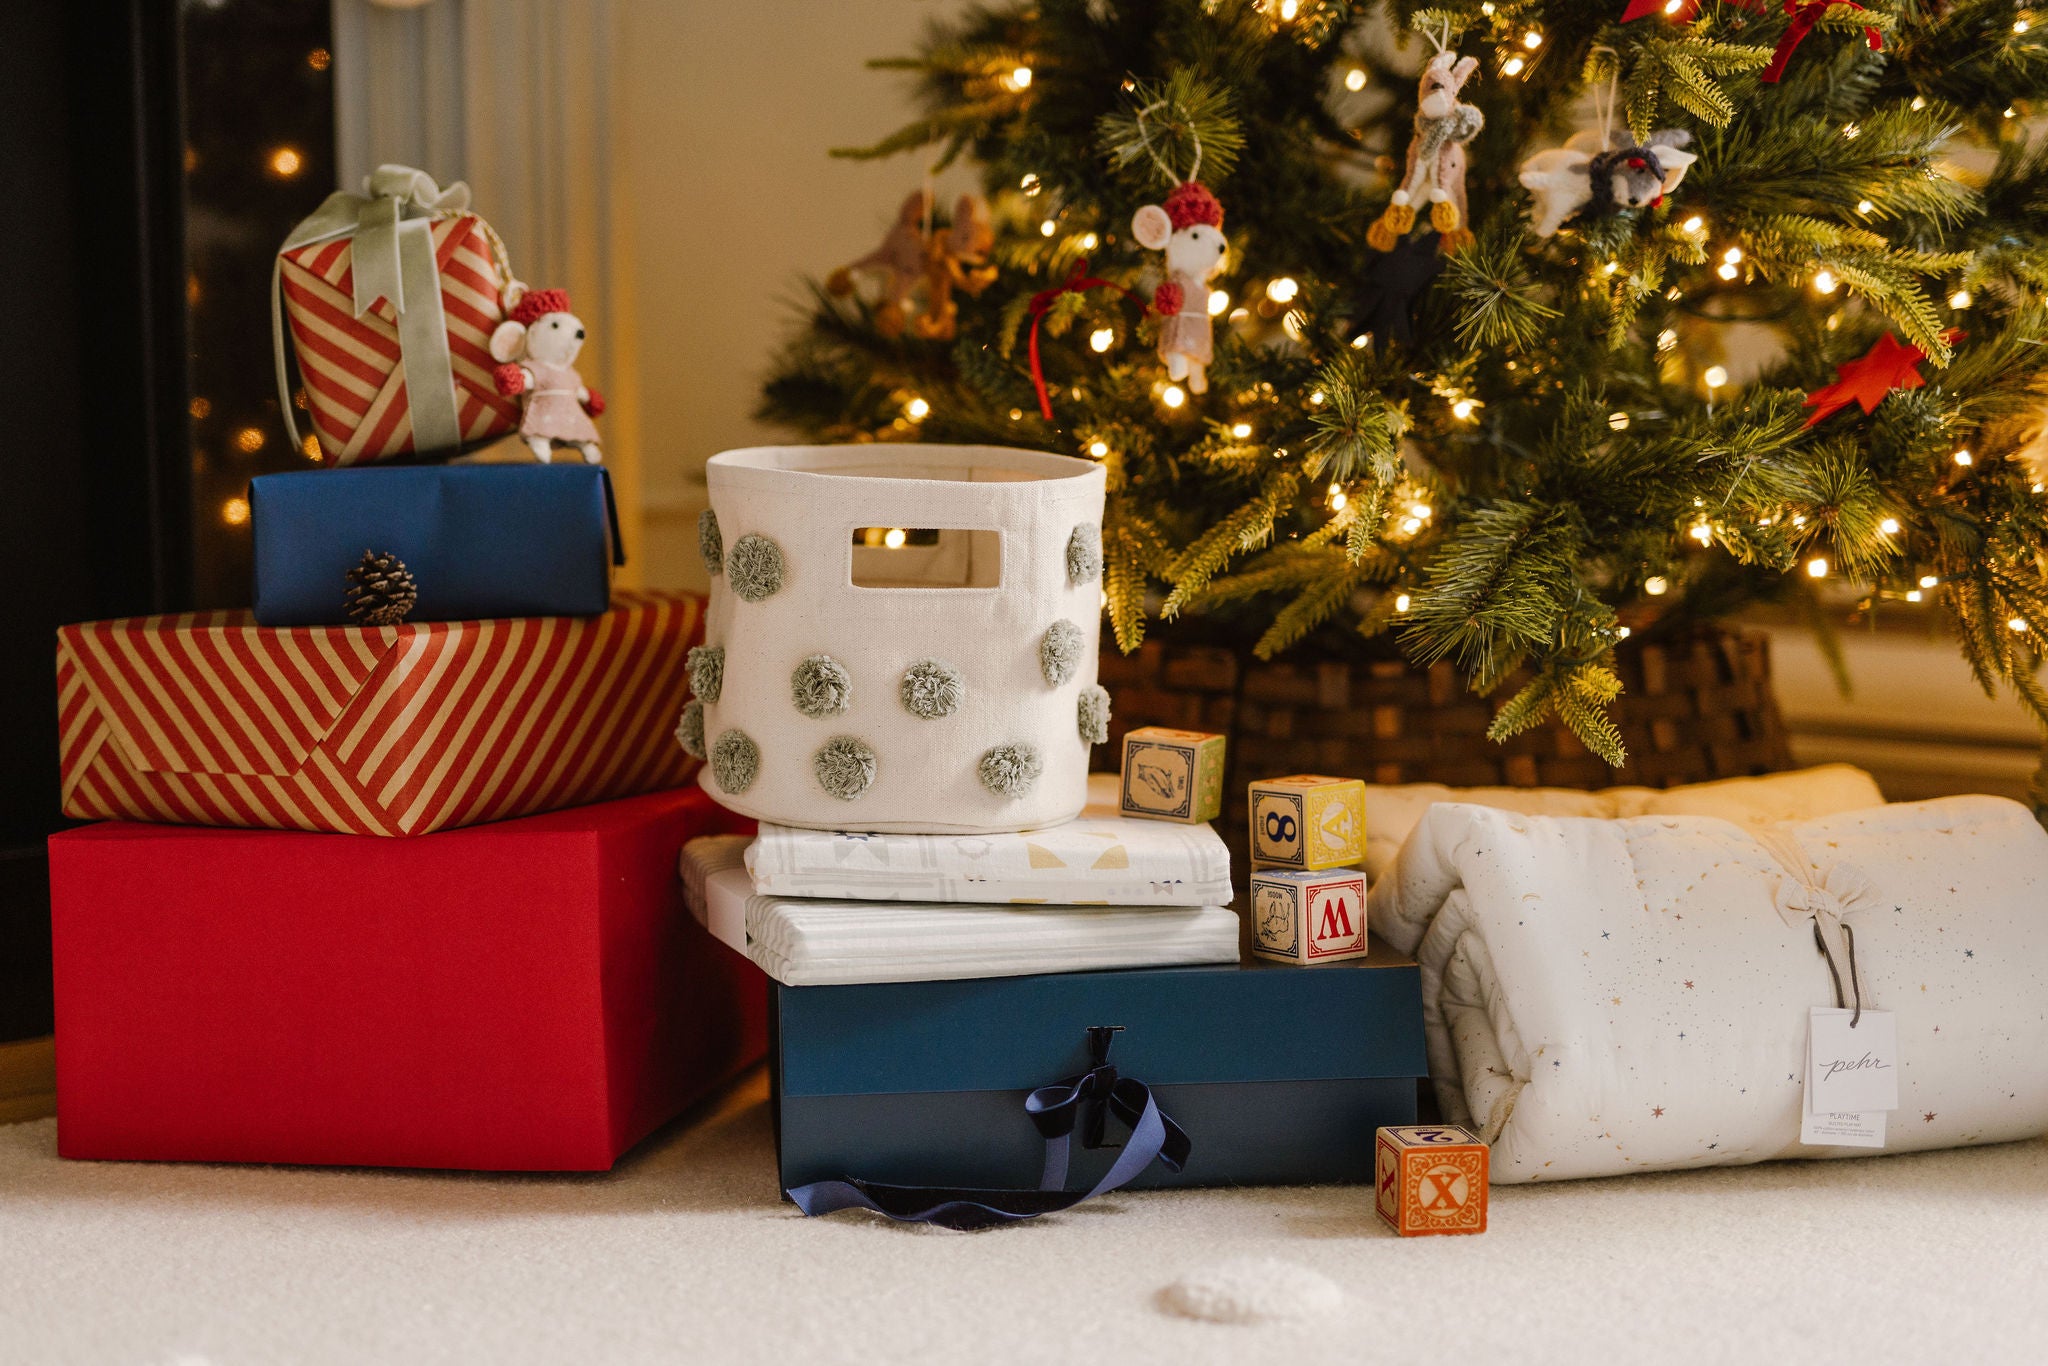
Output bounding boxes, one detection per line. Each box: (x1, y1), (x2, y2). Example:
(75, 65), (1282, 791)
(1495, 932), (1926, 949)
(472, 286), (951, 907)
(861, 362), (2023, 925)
(1249, 774), (1366, 870)
(1250, 868), (1368, 964)
(1118, 727), (1227, 824)
(1375, 1124), (1489, 1237)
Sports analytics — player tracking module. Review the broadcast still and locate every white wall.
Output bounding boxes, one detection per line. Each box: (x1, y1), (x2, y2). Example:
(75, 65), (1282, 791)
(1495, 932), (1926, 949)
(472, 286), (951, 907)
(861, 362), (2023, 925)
(616, 0), (977, 590)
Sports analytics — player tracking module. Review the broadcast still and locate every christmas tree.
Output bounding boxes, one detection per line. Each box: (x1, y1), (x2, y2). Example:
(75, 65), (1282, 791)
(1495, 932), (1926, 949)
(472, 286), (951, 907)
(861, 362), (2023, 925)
(757, 0), (2048, 765)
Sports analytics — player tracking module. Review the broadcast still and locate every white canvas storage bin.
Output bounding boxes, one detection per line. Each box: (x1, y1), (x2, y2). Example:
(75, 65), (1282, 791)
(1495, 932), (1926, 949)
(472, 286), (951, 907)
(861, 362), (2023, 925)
(691, 444), (1108, 834)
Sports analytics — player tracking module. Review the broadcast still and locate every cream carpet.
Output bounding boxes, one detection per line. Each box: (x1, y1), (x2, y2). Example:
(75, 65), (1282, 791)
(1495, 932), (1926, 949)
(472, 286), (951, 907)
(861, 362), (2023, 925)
(3, 1071), (2044, 1365)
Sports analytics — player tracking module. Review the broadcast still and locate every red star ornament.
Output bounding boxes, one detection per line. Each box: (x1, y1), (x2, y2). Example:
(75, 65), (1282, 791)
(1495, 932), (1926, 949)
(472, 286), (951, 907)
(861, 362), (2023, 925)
(1801, 333), (1931, 428)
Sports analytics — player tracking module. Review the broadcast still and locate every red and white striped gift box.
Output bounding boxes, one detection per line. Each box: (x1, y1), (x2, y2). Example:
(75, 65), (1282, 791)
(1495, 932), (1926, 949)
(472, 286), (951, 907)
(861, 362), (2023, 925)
(57, 592), (702, 837)
(278, 212), (521, 467)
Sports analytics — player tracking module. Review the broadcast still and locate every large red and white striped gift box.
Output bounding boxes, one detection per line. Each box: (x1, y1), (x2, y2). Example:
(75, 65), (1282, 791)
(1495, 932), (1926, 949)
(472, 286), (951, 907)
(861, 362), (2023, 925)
(278, 212), (522, 466)
(57, 592), (703, 837)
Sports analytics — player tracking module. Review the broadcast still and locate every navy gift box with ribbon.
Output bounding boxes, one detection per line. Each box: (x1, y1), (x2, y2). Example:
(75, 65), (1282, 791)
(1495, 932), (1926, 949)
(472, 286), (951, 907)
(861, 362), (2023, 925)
(250, 463), (620, 626)
(772, 944), (1427, 1216)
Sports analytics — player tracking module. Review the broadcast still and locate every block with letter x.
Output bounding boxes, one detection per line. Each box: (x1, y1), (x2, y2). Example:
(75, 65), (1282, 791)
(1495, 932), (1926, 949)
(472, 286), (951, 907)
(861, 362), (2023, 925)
(1376, 1124), (1488, 1237)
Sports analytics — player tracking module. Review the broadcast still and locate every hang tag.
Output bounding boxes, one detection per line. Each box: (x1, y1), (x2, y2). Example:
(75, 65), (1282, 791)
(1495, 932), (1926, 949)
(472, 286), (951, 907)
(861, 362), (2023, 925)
(1807, 1008), (1899, 1114)
(1801, 1107), (1887, 1148)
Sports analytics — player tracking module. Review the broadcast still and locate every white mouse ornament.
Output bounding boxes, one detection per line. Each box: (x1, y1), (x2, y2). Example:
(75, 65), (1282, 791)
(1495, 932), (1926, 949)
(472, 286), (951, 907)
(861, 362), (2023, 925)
(1519, 129), (1698, 238)
(490, 284), (605, 464)
(1131, 181), (1228, 396)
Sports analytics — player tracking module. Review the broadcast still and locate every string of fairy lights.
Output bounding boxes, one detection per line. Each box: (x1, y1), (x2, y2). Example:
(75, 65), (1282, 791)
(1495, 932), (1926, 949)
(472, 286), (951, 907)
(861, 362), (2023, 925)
(869, 0), (2046, 633)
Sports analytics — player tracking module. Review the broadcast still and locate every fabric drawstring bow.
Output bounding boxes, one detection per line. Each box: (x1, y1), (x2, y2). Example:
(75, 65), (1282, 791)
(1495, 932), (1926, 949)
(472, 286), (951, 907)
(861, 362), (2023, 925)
(786, 1024), (1190, 1230)
(1754, 828), (1881, 1026)
(273, 164), (479, 459)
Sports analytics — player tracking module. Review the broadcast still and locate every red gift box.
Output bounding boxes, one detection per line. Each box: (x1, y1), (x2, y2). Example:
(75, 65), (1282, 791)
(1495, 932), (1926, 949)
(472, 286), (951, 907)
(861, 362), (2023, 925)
(57, 591), (702, 837)
(48, 786), (765, 1170)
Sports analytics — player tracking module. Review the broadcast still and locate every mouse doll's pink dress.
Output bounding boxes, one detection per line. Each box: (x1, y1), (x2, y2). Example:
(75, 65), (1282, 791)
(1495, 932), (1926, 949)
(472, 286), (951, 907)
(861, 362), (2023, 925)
(519, 359), (600, 445)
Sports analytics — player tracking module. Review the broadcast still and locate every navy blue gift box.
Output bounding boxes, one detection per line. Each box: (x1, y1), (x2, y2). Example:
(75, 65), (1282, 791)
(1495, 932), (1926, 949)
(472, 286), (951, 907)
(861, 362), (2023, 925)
(771, 944), (1427, 1194)
(249, 464), (621, 626)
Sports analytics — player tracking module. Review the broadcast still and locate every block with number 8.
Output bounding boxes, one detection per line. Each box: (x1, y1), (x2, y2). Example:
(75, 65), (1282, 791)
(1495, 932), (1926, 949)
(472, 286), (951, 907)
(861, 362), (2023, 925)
(1248, 774), (1365, 870)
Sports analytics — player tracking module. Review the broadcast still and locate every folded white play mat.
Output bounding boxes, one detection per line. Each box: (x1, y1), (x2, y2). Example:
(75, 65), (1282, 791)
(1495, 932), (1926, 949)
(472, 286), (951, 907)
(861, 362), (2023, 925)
(1361, 764), (1886, 882)
(1369, 795), (2048, 1182)
(743, 773), (1231, 906)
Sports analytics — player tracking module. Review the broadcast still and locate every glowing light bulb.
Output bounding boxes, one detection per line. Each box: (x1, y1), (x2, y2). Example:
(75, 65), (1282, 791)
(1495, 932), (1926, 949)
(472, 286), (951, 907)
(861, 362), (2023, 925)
(268, 147), (303, 177)
(1351, 334), (1369, 349)
(301, 434), (320, 460)
(1602, 261), (1618, 276)
(1807, 556), (1829, 578)
(1089, 327), (1114, 352)
(1691, 522), (1713, 545)
(1717, 262), (1739, 281)
(1950, 289), (1973, 309)
(1723, 247), (1744, 265)
(1920, 575), (1939, 588)
(308, 47), (332, 71)
(1401, 517), (1423, 534)
(1345, 67), (1367, 92)
(1010, 408), (1024, 421)
(1079, 232), (1099, 250)
(1911, 96), (1927, 111)
(2011, 617), (2030, 632)
(883, 528), (908, 549)
(1279, 0), (1299, 18)
(1502, 55), (1527, 76)
(1857, 200), (1875, 215)
(1039, 219), (1057, 237)
(1618, 626), (1632, 639)
(1265, 276), (1299, 303)
(1308, 389), (1326, 406)
(1954, 449), (1973, 466)
(1813, 270), (1838, 294)
(1021, 173), (1042, 196)
(1681, 215), (1703, 233)
(1161, 385), (1187, 409)
(1880, 517), (1901, 534)
(1231, 422), (1252, 439)
(1906, 589), (1923, 602)
(1208, 289), (1229, 316)
(1843, 122), (1861, 139)
(1328, 486), (1347, 511)
(1522, 30), (1543, 48)
(1411, 503), (1433, 519)
(1394, 593), (1412, 613)
(1704, 366), (1729, 390)
(221, 496), (251, 526)
(188, 397), (211, 420)
(1609, 411), (1631, 431)
(1663, 0), (1683, 11)
(234, 426), (265, 453)
(1645, 576), (1670, 596)
(905, 396), (930, 421)
(1010, 65), (1033, 90)
(1658, 329), (1679, 352)
(2006, 107), (2020, 119)
(1451, 398), (1476, 420)
(1088, 439), (1109, 458)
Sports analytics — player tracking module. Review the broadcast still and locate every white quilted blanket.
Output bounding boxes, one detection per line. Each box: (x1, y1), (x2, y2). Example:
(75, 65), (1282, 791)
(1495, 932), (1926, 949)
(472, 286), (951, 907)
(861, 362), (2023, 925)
(1369, 795), (2048, 1182)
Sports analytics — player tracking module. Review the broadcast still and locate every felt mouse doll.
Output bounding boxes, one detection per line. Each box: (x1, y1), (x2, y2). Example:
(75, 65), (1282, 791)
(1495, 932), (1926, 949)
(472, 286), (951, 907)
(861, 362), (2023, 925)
(827, 190), (932, 338)
(490, 284), (605, 465)
(1131, 181), (1228, 396)
(1519, 129), (1698, 238)
(1368, 50), (1484, 253)
(913, 193), (999, 341)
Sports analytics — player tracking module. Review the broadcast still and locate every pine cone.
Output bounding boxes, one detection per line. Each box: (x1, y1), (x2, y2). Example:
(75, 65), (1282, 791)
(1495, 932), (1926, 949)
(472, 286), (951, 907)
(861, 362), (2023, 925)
(344, 549), (418, 626)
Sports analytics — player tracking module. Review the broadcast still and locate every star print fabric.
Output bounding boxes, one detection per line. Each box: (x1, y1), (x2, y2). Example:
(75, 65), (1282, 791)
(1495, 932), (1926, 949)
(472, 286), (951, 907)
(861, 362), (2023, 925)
(1367, 795), (2048, 1183)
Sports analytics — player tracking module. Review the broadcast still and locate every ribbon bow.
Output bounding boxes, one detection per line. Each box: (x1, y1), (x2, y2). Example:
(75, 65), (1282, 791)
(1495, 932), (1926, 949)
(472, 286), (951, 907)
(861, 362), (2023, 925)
(1026, 259), (1148, 424)
(1762, 1), (1884, 84)
(273, 164), (478, 459)
(787, 1025), (1191, 1230)
(1754, 828), (1882, 1024)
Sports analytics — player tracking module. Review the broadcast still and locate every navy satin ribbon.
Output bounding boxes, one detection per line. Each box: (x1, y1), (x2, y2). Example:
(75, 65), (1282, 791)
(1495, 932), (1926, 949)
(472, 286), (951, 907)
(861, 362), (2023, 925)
(786, 1027), (1191, 1230)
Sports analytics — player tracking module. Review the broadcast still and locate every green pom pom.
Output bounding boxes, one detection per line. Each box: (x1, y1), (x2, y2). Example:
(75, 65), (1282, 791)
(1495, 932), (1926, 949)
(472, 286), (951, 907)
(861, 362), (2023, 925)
(1040, 618), (1086, 687)
(791, 653), (852, 719)
(698, 509), (724, 576)
(687, 644), (725, 703)
(1077, 685), (1111, 745)
(675, 699), (706, 759)
(979, 742), (1043, 799)
(900, 658), (964, 719)
(814, 735), (877, 800)
(711, 729), (760, 794)
(727, 533), (785, 603)
(1066, 524), (1102, 586)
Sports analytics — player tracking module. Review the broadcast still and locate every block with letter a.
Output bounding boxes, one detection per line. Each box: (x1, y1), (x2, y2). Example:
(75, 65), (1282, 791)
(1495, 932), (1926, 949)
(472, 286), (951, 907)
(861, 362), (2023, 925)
(1376, 1124), (1488, 1236)
(1250, 868), (1368, 965)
